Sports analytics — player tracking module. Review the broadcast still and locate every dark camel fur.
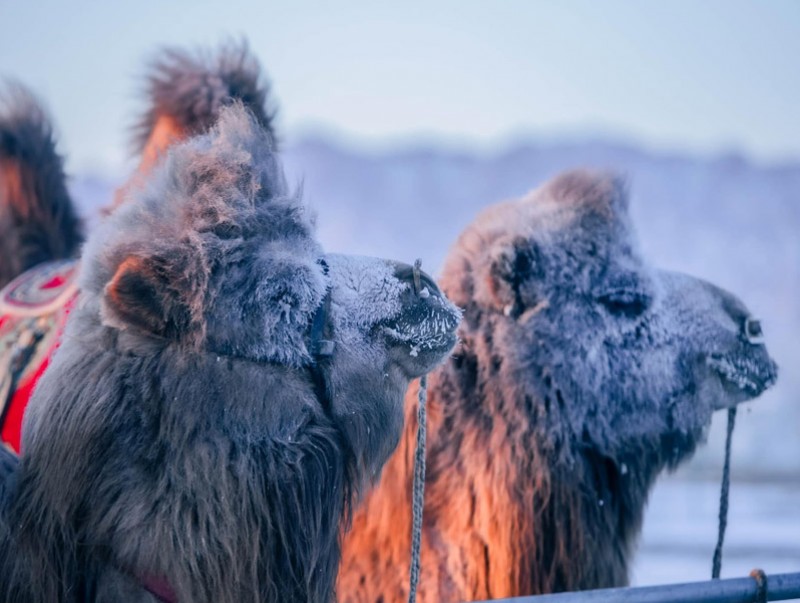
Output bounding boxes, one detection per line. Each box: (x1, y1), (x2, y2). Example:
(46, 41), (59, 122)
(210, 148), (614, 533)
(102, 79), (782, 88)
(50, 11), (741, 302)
(0, 83), (82, 288)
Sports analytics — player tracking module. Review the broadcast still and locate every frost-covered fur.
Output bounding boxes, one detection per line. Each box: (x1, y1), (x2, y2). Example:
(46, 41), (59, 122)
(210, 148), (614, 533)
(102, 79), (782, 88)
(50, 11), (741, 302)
(339, 170), (778, 602)
(1, 105), (460, 603)
(0, 82), (82, 287)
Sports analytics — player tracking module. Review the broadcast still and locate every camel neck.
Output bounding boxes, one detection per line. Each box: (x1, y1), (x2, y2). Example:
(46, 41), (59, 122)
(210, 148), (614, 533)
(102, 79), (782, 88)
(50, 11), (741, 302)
(419, 360), (656, 599)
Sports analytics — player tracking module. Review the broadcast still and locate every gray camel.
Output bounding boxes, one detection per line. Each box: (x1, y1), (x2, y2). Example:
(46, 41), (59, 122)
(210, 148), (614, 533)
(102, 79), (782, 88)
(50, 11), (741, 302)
(339, 169), (777, 602)
(0, 105), (461, 603)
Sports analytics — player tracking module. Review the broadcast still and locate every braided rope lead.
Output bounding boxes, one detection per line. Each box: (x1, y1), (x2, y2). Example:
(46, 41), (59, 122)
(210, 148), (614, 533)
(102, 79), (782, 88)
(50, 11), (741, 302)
(408, 374), (428, 603)
(712, 406), (738, 579)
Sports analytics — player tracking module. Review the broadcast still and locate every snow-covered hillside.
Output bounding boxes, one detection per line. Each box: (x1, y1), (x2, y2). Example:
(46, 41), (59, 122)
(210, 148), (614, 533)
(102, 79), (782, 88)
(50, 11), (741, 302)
(71, 135), (800, 478)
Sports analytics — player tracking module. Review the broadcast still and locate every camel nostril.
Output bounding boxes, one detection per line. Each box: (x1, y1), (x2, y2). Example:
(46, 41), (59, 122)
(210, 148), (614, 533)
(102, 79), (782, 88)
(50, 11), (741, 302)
(744, 317), (764, 343)
(394, 260), (441, 297)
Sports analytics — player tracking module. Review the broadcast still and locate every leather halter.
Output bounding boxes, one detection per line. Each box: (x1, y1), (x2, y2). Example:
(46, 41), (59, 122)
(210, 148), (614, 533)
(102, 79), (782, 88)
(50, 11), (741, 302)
(305, 258), (335, 411)
(306, 288), (335, 411)
(308, 288), (335, 359)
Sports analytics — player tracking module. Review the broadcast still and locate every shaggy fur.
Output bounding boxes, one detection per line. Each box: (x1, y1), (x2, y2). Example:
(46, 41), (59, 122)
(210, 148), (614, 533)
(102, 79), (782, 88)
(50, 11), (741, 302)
(0, 446), (16, 508)
(338, 170), (778, 602)
(0, 105), (460, 603)
(0, 82), (82, 288)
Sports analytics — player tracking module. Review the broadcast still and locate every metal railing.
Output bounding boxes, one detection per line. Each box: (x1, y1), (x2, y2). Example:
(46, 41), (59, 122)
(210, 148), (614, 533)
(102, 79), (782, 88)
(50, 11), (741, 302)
(473, 571), (800, 603)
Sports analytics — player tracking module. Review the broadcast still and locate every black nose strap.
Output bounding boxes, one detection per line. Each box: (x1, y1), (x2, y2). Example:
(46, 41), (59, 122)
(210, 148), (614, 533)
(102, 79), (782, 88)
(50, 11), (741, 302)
(307, 289), (335, 413)
(309, 289), (335, 358)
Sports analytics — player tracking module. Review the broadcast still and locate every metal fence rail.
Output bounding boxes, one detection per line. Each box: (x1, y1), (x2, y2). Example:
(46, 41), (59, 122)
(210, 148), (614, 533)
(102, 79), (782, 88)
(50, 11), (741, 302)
(473, 571), (800, 603)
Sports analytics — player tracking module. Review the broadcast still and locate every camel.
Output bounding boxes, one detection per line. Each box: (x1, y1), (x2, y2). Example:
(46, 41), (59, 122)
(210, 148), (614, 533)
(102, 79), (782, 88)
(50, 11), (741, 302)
(0, 82), (83, 289)
(338, 170), (778, 602)
(0, 104), (461, 603)
(0, 42), (275, 452)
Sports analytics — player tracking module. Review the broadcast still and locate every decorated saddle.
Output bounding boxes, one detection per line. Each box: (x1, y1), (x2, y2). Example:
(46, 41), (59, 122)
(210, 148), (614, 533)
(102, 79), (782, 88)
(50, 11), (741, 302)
(0, 259), (79, 452)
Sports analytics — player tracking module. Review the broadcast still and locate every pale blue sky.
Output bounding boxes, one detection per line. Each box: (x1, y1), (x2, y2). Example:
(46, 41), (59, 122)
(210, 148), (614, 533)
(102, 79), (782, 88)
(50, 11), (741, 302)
(1, 0), (798, 173)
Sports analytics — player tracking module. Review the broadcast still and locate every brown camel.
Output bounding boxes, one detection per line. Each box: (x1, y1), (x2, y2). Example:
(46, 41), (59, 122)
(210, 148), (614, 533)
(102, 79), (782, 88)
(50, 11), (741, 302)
(338, 170), (777, 602)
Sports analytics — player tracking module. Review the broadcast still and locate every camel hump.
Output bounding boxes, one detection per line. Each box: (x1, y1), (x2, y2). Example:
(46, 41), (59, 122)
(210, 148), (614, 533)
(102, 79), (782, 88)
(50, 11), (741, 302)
(0, 259), (79, 318)
(0, 82), (81, 230)
(134, 40), (277, 153)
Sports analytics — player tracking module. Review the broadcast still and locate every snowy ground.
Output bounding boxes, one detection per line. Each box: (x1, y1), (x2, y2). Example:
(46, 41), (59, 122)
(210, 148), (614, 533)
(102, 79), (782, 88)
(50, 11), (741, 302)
(633, 474), (800, 587)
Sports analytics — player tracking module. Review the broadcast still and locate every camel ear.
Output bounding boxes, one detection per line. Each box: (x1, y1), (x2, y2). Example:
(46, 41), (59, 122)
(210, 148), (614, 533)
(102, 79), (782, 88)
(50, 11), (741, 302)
(486, 236), (541, 318)
(103, 256), (189, 337)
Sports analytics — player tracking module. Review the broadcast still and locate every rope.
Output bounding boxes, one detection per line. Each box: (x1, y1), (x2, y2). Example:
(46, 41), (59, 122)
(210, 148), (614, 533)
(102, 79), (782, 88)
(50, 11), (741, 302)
(407, 259), (431, 602)
(711, 406), (737, 579)
(408, 374), (428, 603)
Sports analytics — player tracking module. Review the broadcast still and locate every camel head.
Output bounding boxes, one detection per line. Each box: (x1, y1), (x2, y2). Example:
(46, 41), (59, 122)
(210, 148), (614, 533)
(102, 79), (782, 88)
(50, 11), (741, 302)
(89, 106), (460, 476)
(442, 169), (777, 470)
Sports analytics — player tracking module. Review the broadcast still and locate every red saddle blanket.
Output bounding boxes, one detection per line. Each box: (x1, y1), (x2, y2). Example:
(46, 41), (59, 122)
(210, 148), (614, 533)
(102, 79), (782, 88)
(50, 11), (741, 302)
(0, 259), (78, 452)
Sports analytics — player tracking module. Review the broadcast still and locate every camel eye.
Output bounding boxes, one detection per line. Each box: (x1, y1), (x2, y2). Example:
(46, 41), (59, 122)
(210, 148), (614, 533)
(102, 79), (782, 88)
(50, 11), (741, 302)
(212, 221), (242, 239)
(598, 289), (651, 318)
